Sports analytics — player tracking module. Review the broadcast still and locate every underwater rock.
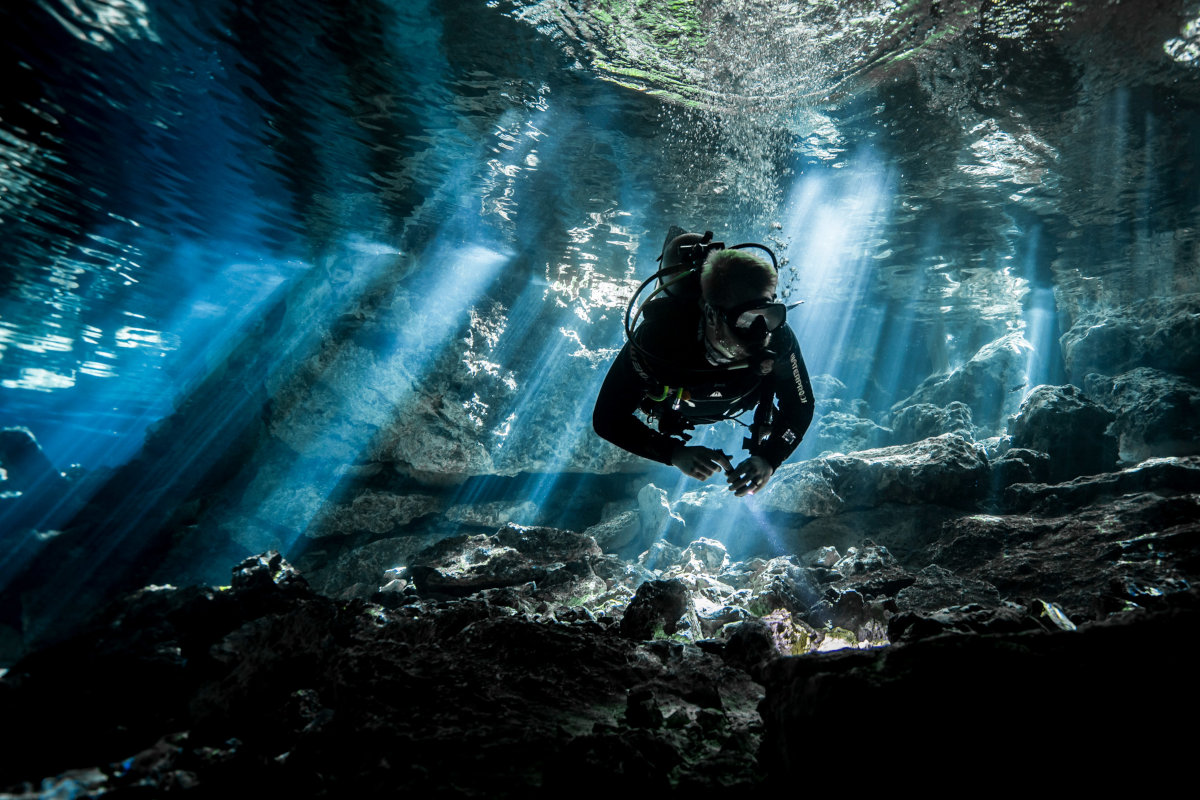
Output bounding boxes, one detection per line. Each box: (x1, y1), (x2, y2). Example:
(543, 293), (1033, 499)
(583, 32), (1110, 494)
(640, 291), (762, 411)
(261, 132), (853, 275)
(759, 590), (1200, 777)
(989, 447), (1052, 488)
(817, 543), (915, 609)
(809, 374), (847, 403)
(583, 509), (642, 554)
(637, 483), (686, 544)
(758, 608), (817, 656)
(1011, 384), (1117, 481)
(678, 537), (729, 573)
(890, 332), (1033, 435)
(619, 579), (689, 640)
(977, 434), (1012, 460)
(831, 543), (897, 577)
(746, 557), (819, 616)
(894, 564), (1001, 613)
(0, 551), (768, 795)
(928, 490), (1200, 618)
(1084, 367), (1200, 463)
(887, 601), (1039, 642)
(809, 412), (892, 454)
(1059, 293), (1200, 381)
(792, 505), (961, 567)
(763, 434), (990, 516)
(719, 617), (777, 672)
(307, 490), (443, 538)
(299, 534), (445, 599)
(636, 539), (685, 572)
(405, 524), (602, 598)
(889, 401), (975, 445)
(1003, 455), (1200, 514)
(445, 499), (540, 529)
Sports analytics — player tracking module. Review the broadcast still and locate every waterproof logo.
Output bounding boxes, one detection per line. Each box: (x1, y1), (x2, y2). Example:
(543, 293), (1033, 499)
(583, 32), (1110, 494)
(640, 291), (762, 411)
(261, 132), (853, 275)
(789, 353), (808, 404)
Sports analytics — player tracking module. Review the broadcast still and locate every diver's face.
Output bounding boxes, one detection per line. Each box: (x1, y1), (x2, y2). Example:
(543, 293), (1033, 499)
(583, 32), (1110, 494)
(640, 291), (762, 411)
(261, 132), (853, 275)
(702, 286), (775, 363)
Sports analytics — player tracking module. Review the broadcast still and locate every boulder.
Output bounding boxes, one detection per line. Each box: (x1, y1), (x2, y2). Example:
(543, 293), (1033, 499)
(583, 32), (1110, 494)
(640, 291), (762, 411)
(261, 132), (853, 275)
(678, 538), (729, 573)
(894, 564), (1002, 613)
(746, 557), (820, 616)
(637, 483), (686, 543)
(890, 401), (975, 445)
(1084, 368), (1200, 463)
(619, 579), (690, 640)
(990, 447), (1051, 488)
(762, 434), (990, 516)
(890, 332), (1033, 435)
(445, 499), (539, 528)
(583, 510), (642, 554)
(810, 412), (892, 454)
(1011, 384), (1117, 481)
(1059, 293), (1200, 381)
(1003, 455), (1200, 514)
(637, 539), (685, 572)
(405, 524), (601, 598)
(939, 491), (1200, 618)
(307, 490), (442, 538)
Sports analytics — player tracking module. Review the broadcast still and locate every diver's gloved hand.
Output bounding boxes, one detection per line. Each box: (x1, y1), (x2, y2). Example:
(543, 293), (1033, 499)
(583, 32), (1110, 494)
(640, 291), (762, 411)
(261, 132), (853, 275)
(727, 455), (774, 496)
(670, 445), (733, 481)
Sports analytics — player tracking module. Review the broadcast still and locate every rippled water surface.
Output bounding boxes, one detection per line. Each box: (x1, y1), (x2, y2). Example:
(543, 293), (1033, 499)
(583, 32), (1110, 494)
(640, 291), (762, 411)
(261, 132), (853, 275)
(2, 0), (1198, 472)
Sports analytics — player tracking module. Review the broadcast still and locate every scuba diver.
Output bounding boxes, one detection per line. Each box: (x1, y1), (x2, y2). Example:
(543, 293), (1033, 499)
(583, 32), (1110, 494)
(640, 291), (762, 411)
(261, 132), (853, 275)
(593, 228), (815, 496)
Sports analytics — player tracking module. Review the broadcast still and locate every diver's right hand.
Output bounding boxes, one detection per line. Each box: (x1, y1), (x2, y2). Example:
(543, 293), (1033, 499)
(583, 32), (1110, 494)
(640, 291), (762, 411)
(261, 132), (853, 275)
(670, 445), (734, 481)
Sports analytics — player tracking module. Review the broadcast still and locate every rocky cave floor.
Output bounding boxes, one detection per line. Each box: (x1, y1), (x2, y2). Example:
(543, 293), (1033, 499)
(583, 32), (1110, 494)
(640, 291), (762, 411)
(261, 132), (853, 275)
(2, 443), (1199, 796)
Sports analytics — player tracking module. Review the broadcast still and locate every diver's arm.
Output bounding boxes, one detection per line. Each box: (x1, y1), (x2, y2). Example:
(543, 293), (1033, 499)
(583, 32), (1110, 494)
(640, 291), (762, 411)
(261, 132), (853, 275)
(592, 341), (681, 465)
(756, 326), (815, 470)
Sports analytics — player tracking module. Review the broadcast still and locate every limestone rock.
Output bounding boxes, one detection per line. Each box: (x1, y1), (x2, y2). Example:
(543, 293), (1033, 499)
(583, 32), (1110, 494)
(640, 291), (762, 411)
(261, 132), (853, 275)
(0, 556), (769, 795)
(720, 617), (777, 671)
(810, 412), (892, 454)
(1011, 384), (1117, 481)
(887, 602), (1038, 642)
(1084, 367), (1200, 463)
(406, 524), (601, 598)
(760, 592), (1200, 774)
(637, 540), (685, 572)
(891, 332), (1033, 435)
(1003, 455), (1200, 514)
(926, 491), (1200, 618)
(445, 499), (539, 528)
(492, 523), (601, 563)
(1059, 294), (1200, 381)
(890, 401), (975, 445)
(990, 447), (1051, 488)
(301, 534), (445, 599)
(758, 608), (817, 656)
(678, 538), (729, 573)
(747, 557), (819, 616)
(583, 510), (642, 554)
(763, 434), (990, 516)
(308, 490), (442, 538)
(809, 374), (847, 403)
(637, 483), (686, 543)
(894, 564), (1001, 612)
(620, 579), (690, 640)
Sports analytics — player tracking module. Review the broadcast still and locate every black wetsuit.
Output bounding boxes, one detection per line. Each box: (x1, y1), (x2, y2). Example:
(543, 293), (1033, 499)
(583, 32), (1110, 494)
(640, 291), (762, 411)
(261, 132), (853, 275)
(593, 293), (815, 469)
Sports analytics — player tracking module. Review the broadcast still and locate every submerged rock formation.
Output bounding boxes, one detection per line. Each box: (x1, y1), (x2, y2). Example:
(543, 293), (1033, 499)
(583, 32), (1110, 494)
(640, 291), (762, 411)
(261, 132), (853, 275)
(3, 451), (1197, 796)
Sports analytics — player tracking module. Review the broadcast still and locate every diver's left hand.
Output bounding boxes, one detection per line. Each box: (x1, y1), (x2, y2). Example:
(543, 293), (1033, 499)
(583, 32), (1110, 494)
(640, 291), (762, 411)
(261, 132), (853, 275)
(727, 456), (774, 496)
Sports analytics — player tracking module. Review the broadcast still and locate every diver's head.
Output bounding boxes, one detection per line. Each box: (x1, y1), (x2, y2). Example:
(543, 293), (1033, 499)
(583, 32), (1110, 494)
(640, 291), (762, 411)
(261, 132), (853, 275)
(700, 249), (781, 364)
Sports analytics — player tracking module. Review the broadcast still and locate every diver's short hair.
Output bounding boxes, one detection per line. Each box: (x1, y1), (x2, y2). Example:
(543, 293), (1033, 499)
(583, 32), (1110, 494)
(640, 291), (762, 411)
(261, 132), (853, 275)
(700, 249), (777, 307)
